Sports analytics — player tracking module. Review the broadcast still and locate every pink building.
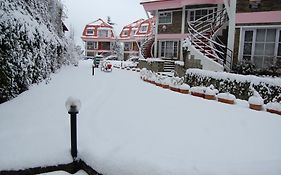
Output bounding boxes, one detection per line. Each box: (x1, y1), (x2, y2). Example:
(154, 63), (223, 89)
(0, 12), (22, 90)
(81, 18), (116, 57)
(119, 18), (155, 60)
(140, 0), (281, 71)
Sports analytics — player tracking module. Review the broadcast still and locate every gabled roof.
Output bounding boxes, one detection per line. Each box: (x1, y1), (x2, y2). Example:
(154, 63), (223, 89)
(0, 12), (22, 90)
(87, 18), (113, 28)
(124, 19), (145, 28)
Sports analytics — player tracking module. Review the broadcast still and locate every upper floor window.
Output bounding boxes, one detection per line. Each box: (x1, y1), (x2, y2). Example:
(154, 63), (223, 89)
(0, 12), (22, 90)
(159, 12), (172, 24)
(87, 29), (94, 35)
(98, 30), (109, 37)
(188, 8), (217, 22)
(249, 0), (261, 9)
(123, 30), (129, 36)
(140, 25), (148, 32)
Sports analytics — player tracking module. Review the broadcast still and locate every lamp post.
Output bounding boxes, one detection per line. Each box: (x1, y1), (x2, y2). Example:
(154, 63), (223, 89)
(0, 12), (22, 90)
(65, 97), (81, 159)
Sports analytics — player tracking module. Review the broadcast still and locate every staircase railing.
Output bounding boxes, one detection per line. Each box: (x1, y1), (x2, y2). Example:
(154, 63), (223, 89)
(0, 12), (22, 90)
(187, 8), (232, 70)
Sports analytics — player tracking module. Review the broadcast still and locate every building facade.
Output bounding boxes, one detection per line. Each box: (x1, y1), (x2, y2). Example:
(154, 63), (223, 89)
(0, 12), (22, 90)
(81, 18), (116, 57)
(140, 0), (281, 71)
(119, 18), (155, 60)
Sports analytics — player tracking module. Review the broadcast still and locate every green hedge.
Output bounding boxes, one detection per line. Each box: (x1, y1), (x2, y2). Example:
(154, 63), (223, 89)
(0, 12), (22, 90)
(185, 69), (281, 103)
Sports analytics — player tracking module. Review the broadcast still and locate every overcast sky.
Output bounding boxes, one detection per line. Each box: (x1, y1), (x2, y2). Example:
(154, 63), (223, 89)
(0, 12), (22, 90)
(61, 0), (147, 47)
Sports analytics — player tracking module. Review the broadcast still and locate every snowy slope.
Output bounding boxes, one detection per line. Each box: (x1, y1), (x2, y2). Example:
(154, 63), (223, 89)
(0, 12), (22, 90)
(0, 60), (281, 175)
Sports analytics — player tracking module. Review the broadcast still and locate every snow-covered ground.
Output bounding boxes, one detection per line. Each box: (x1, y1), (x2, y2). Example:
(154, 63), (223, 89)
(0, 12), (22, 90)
(40, 170), (87, 175)
(1, 60), (281, 175)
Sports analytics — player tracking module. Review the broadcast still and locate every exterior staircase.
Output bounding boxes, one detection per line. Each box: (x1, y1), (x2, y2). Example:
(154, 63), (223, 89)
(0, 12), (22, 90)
(163, 60), (175, 72)
(141, 37), (155, 58)
(185, 8), (232, 71)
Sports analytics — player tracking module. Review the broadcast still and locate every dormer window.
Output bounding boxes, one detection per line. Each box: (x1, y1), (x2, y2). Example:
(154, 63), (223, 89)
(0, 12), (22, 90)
(159, 12), (172, 24)
(98, 30), (109, 37)
(140, 25), (148, 33)
(87, 29), (94, 35)
(123, 30), (129, 36)
(249, 0), (261, 9)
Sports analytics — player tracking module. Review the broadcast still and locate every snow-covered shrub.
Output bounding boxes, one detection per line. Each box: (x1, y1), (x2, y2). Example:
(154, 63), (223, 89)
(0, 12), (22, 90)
(0, 0), (80, 103)
(190, 86), (206, 94)
(248, 89), (264, 106)
(170, 76), (184, 87)
(180, 84), (190, 90)
(205, 85), (219, 96)
(185, 69), (281, 103)
(266, 102), (281, 112)
(217, 92), (236, 101)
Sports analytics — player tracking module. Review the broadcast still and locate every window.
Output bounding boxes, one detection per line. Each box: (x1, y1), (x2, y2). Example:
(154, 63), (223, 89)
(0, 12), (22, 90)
(159, 12), (172, 24)
(124, 42), (131, 51)
(188, 8), (217, 22)
(160, 41), (178, 58)
(277, 30), (281, 67)
(87, 29), (94, 35)
(87, 41), (98, 50)
(98, 30), (109, 37)
(241, 28), (280, 68)
(249, 0), (261, 9)
(140, 25), (148, 32)
(123, 30), (129, 36)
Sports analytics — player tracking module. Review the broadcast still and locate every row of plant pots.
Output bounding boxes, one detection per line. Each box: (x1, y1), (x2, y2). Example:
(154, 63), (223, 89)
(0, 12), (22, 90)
(114, 66), (140, 72)
(139, 68), (281, 116)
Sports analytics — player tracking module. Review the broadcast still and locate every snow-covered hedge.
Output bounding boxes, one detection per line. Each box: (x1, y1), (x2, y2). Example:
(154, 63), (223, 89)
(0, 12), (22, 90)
(0, 0), (79, 103)
(185, 69), (281, 103)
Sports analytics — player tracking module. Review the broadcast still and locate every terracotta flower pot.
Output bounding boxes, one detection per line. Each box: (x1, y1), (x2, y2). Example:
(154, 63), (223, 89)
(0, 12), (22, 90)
(266, 109), (281, 115)
(249, 104), (263, 111)
(205, 94), (216, 100)
(155, 82), (161, 87)
(218, 98), (235, 105)
(191, 92), (205, 98)
(170, 86), (180, 92)
(179, 89), (189, 94)
(162, 84), (169, 89)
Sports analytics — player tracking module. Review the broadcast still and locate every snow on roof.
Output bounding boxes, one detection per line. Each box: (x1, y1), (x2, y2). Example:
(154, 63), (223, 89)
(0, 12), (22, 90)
(140, 0), (163, 3)
(87, 18), (112, 28)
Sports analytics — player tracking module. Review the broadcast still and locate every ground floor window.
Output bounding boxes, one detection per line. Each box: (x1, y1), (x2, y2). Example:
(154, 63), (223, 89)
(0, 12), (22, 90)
(159, 41), (178, 59)
(124, 42), (132, 51)
(241, 28), (281, 68)
(87, 41), (98, 50)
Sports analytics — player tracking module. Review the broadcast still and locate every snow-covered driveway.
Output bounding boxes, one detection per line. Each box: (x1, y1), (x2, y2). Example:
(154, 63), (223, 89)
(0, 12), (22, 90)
(1, 60), (281, 175)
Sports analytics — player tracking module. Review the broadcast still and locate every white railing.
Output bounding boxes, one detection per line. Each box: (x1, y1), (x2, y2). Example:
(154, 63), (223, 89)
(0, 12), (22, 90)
(187, 8), (233, 70)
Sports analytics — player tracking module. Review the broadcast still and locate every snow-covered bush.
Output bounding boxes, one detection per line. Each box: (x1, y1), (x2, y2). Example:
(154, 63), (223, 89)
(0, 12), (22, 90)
(190, 86), (206, 94)
(170, 76), (184, 87)
(266, 102), (281, 112)
(0, 0), (80, 103)
(179, 84), (190, 90)
(248, 90), (264, 106)
(217, 92), (236, 101)
(205, 85), (219, 96)
(185, 69), (281, 103)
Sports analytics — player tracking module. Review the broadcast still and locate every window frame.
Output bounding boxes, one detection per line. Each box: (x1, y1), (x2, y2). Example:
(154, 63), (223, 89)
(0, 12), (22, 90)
(159, 40), (179, 59)
(158, 11), (173, 25)
(87, 29), (94, 35)
(87, 41), (98, 50)
(98, 29), (109, 38)
(187, 7), (217, 22)
(240, 27), (281, 68)
(140, 24), (149, 33)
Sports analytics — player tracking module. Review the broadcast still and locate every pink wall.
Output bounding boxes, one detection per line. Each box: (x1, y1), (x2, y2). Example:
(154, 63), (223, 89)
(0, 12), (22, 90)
(236, 11), (281, 24)
(157, 33), (188, 40)
(142, 0), (223, 11)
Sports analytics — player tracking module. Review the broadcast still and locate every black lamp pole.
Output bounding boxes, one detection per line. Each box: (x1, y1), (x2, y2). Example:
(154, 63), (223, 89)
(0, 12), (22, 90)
(68, 105), (78, 159)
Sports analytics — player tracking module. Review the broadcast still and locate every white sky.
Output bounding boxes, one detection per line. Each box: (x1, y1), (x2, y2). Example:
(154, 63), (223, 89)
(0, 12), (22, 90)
(61, 0), (148, 47)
